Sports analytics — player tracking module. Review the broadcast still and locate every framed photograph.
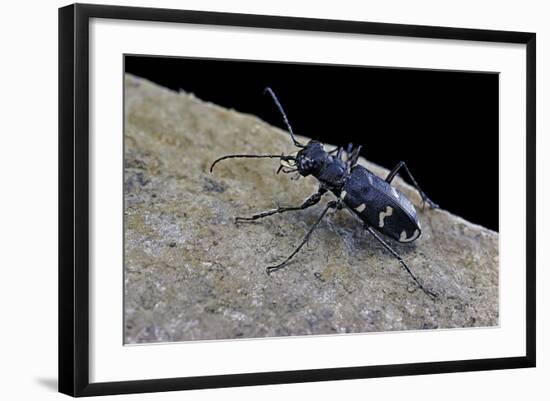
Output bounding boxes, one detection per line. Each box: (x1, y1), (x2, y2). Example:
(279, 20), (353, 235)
(59, 3), (536, 397)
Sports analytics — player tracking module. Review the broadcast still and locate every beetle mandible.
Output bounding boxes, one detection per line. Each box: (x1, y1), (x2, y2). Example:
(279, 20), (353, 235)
(210, 88), (439, 298)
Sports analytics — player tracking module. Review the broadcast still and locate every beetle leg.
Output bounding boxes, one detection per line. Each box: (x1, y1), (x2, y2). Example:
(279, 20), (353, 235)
(348, 145), (362, 168)
(364, 225), (437, 299)
(346, 143), (354, 155)
(335, 146), (345, 161)
(266, 200), (339, 274)
(235, 188), (327, 222)
(385, 161), (439, 209)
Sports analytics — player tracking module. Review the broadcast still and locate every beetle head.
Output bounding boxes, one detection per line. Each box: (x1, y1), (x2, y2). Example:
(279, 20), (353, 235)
(293, 140), (328, 176)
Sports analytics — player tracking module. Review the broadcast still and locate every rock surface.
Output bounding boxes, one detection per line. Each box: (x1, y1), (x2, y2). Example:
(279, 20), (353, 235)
(124, 74), (499, 343)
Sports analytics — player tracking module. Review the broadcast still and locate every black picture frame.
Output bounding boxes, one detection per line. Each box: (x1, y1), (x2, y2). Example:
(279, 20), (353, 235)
(59, 3), (536, 397)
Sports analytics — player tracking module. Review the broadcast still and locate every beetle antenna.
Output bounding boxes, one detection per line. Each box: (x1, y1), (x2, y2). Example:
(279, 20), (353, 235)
(264, 87), (305, 148)
(210, 154), (295, 172)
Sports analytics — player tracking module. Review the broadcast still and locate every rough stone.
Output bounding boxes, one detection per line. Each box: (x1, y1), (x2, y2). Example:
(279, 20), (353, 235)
(123, 74), (498, 343)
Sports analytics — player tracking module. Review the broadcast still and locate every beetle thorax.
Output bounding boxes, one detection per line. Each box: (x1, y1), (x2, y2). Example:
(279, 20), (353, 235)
(296, 141), (347, 190)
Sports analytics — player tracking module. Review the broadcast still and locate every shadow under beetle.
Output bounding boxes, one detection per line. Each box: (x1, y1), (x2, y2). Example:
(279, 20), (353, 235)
(210, 88), (439, 299)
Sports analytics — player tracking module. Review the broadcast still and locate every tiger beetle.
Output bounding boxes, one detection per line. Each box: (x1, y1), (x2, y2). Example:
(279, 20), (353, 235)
(210, 88), (439, 299)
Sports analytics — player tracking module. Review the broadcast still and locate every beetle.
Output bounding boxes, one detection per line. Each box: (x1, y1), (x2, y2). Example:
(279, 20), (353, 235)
(210, 88), (439, 298)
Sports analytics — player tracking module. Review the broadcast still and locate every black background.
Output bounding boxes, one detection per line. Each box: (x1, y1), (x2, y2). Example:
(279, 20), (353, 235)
(125, 55), (499, 231)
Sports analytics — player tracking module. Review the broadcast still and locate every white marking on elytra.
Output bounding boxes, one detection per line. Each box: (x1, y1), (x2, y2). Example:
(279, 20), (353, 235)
(355, 203), (366, 212)
(400, 229), (420, 242)
(340, 190), (347, 200)
(378, 206), (393, 228)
